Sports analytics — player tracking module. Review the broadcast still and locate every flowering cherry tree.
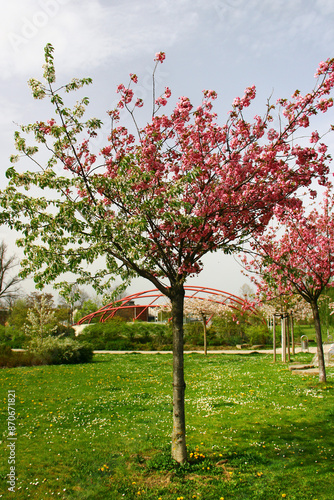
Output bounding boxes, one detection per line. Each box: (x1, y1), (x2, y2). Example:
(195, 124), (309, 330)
(159, 297), (231, 355)
(244, 190), (334, 382)
(260, 293), (313, 361)
(1, 44), (334, 461)
(184, 298), (231, 355)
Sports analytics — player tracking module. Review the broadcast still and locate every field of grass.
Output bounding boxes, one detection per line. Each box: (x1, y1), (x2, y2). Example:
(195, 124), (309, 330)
(1, 352), (333, 499)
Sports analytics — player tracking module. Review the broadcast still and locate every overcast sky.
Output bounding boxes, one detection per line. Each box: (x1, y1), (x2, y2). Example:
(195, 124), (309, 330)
(1, 0), (334, 300)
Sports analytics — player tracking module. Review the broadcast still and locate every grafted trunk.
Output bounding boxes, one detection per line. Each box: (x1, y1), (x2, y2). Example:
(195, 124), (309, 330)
(311, 300), (326, 383)
(170, 285), (187, 463)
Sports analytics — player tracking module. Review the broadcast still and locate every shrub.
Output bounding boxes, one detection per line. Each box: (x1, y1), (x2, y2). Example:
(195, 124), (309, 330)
(78, 319), (132, 350)
(244, 323), (272, 345)
(27, 337), (94, 364)
(0, 343), (12, 356)
(79, 319), (172, 350)
(53, 324), (76, 338)
(0, 344), (43, 368)
(0, 325), (27, 348)
(184, 322), (204, 346)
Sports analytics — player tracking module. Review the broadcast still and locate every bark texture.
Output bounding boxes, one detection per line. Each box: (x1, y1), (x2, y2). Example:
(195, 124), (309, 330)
(170, 285), (187, 463)
(273, 315), (276, 363)
(311, 301), (326, 383)
(202, 314), (207, 356)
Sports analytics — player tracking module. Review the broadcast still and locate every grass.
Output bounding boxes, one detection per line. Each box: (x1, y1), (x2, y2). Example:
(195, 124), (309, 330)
(0, 351), (333, 499)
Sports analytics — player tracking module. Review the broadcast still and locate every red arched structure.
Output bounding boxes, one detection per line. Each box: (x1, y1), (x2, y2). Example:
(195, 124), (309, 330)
(77, 286), (257, 324)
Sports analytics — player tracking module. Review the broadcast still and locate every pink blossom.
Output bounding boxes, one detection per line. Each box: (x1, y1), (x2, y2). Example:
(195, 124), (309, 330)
(154, 51), (166, 63)
(135, 98), (144, 108)
(310, 131), (320, 143)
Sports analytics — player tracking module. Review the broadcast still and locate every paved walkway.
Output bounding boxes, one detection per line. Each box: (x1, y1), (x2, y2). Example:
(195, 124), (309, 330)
(94, 345), (332, 355)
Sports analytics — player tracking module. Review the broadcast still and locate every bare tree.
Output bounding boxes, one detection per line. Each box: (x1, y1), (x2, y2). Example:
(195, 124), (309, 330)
(0, 242), (21, 307)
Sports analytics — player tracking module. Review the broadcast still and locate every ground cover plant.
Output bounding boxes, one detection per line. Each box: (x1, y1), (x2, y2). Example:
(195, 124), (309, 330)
(0, 353), (333, 499)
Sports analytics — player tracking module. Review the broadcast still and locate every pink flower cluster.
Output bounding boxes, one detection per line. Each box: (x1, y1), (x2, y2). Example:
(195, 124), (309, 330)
(154, 51), (166, 63)
(39, 52), (334, 282)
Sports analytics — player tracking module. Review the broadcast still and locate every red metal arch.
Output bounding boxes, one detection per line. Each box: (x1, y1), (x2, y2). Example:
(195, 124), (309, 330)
(77, 286), (257, 324)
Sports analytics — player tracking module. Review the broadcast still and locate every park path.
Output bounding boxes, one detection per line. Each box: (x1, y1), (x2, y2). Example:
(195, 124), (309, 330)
(93, 345), (332, 355)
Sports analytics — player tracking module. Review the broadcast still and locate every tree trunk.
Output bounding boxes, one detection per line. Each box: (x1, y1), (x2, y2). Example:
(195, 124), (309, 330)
(273, 315), (276, 363)
(311, 300), (326, 383)
(281, 314), (286, 363)
(286, 315), (291, 362)
(170, 285), (187, 463)
(202, 314), (207, 355)
(291, 313), (295, 355)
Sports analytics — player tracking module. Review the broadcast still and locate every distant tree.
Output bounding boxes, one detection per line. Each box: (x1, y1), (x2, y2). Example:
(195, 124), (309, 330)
(58, 285), (90, 323)
(239, 283), (255, 301)
(260, 293), (313, 360)
(160, 297), (231, 354)
(7, 298), (28, 330)
(0, 241), (21, 307)
(1, 45), (334, 461)
(186, 298), (231, 354)
(24, 293), (57, 338)
(73, 299), (99, 323)
(26, 291), (55, 310)
(244, 190), (334, 382)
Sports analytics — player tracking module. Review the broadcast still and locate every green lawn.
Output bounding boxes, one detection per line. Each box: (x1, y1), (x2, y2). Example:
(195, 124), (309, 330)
(1, 352), (333, 499)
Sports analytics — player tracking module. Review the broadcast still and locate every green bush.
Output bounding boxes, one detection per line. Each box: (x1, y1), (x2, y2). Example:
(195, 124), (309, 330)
(27, 337), (94, 365)
(0, 338), (94, 367)
(184, 322), (202, 346)
(244, 323), (272, 345)
(53, 324), (76, 338)
(0, 344), (44, 368)
(210, 316), (246, 346)
(0, 324), (27, 348)
(0, 343), (13, 356)
(78, 320), (132, 350)
(79, 320), (172, 350)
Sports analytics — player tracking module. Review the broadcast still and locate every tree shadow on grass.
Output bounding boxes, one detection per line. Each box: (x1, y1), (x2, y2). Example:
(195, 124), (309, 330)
(235, 413), (334, 477)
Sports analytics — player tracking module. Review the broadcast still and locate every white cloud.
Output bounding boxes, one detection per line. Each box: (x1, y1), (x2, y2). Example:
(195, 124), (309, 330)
(1, 0), (333, 81)
(0, 0), (202, 80)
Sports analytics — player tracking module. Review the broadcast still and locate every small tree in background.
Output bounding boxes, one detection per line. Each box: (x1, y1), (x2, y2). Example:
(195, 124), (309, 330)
(0, 241), (21, 308)
(73, 299), (100, 323)
(184, 298), (231, 354)
(1, 45), (334, 461)
(244, 189), (334, 382)
(58, 285), (90, 324)
(24, 294), (57, 338)
(159, 297), (231, 354)
(260, 293), (313, 360)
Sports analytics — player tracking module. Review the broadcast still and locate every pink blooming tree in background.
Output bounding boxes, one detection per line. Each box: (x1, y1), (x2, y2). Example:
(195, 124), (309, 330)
(1, 44), (334, 461)
(184, 298), (231, 355)
(260, 293), (313, 361)
(159, 297), (232, 355)
(243, 189), (334, 382)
